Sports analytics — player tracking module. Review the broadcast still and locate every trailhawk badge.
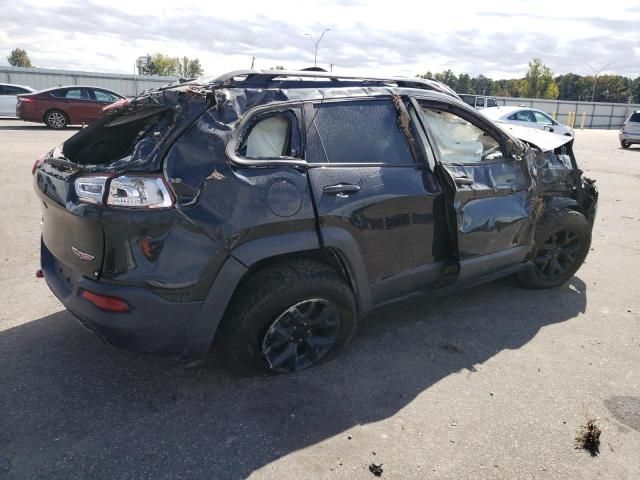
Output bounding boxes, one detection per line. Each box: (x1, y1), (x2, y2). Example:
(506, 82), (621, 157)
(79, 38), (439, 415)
(71, 246), (95, 261)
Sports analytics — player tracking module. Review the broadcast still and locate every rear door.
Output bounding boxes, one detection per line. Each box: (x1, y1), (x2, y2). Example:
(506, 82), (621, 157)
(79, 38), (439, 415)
(61, 88), (93, 123)
(414, 99), (535, 281)
(305, 97), (448, 305)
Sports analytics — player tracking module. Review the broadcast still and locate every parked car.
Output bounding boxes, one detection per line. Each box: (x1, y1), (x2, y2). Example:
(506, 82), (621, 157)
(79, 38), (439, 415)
(17, 86), (125, 128)
(620, 110), (640, 148)
(459, 94), (498, 110)
(33, 69), (598, 375)
(0, 83), (35, 117)
(482, 106), (574, 137)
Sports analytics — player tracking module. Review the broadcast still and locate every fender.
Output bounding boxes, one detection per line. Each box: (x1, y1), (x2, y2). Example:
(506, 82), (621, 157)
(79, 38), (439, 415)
(180, 254), (247, 359)
(232, 228), (373, 312)
(180, 228), (373, 358)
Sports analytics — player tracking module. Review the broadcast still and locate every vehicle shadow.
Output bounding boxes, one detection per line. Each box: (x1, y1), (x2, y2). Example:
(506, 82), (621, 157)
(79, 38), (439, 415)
(0, 276), (587, 479)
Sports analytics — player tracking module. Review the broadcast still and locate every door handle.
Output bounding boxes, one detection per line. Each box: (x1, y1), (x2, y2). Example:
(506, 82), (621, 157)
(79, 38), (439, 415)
(454, 176), (473, 187)
(323, 184), (361, 195)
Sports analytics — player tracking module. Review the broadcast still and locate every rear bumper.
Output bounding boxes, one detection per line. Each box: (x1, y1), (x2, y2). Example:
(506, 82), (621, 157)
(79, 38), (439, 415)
(41, 239), (204, 357)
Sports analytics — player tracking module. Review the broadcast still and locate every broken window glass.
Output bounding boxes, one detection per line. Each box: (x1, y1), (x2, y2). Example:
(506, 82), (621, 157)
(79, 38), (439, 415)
(309, 100), (414, 164)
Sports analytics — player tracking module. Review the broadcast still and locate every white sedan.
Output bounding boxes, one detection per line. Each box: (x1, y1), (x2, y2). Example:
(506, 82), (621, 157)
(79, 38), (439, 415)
(0, 83), (36, 117)
(481, 106), (574, 137)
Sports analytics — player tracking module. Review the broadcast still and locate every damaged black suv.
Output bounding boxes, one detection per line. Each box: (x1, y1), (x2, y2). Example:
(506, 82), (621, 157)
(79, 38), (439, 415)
(34, 70), (598, 375)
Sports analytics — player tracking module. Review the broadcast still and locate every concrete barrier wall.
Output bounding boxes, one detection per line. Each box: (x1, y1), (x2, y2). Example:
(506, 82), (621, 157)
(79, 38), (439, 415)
(0, 66), (177, 97)
(495, 96), (640, 129)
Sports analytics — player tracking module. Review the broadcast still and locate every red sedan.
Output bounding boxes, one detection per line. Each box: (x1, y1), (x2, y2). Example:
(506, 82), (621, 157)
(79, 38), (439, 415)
(16, 86), (125, 129)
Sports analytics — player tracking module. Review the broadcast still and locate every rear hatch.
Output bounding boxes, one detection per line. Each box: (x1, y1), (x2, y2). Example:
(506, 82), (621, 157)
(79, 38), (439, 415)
(34, 157), (104, 276)
(33, 85), (211, 278)
(625, 112), (640, 132)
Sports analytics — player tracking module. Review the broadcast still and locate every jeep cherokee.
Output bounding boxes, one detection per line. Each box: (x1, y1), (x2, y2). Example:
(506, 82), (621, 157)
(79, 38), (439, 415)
(33, 70), (598, 375)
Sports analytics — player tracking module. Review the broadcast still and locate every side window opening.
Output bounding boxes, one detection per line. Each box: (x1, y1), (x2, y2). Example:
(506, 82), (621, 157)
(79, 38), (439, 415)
(65, 89), (89, 100)
(533, 111), (553, 124)
(238, 112), (299, 159)
(421, 107), (504, 164)
(307, 99), (415, 164)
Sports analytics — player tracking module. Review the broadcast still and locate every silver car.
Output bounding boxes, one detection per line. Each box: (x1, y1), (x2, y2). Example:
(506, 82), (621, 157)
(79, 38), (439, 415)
(0, 83), (35, 117)
(481, 106), (574, 137)
(620, 111), (640, 149)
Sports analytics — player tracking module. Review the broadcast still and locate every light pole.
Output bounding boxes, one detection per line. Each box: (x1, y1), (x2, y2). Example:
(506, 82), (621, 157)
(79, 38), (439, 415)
(305, 28), (330, 67)
(584, 61), (615, 102)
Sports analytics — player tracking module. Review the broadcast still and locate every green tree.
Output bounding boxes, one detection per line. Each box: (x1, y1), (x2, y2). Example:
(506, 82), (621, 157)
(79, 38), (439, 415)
(143, 53), (178, 76)
(631, 77), (640, 103)
(417, 71), (434, 80)
(143, 54), (204, 77)
(270, 65), (286, 70)
(177, 56), (203, 78)
(433, 69), (458, 91)
(519, 58), (559, 99)
(593, 75), (630, 103)
(470, 75), (494, 96)
(7, 48), (32, 67)
(457, 73), (473, 94)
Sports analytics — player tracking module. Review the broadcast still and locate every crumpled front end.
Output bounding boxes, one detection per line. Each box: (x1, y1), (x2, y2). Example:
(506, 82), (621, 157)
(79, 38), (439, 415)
(517, 130), (598, 224)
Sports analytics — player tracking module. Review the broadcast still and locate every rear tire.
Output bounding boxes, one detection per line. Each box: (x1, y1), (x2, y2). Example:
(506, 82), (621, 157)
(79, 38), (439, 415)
(517, 208), (591, 289)
(44, 110), (68, 129)
(621, 140), (630, 149)
(217, 259), (357, 376)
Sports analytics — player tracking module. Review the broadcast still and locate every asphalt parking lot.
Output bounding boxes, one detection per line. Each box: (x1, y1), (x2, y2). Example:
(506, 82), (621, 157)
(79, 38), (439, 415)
(0, 119), (639, 479)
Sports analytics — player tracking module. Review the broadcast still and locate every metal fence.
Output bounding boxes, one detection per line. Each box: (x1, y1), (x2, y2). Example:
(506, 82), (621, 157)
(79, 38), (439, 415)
(0, 66), (177, 97)
(495, 96), (640, 130)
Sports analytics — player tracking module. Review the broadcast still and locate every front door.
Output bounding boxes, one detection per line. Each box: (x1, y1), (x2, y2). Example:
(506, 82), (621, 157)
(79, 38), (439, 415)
(414, 99), (535, 281)
(304, 97), (448, 305)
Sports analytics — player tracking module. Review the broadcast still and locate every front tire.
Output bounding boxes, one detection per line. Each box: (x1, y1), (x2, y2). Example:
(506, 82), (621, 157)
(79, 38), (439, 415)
(518, 208), (592, 289)
(217, 259), (357, 376)
(621, 140), (630, 149)
(44, 110), (68, 129)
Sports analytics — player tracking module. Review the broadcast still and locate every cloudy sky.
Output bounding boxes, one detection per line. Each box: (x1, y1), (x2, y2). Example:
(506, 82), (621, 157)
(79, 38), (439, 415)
(1, 0), (638, 79)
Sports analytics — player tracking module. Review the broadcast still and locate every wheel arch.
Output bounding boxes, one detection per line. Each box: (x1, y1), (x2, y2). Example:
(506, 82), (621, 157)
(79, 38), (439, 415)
(180, 229), (372, 360)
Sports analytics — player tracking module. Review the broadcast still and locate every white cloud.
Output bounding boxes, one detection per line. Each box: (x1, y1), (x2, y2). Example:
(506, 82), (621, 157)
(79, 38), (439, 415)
(0, 0), (638, 78)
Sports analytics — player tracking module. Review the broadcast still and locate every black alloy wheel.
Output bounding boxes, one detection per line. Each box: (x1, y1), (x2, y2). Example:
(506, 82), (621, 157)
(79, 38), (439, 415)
(534, 229), (582, 281)
(262, 299), (341, 373)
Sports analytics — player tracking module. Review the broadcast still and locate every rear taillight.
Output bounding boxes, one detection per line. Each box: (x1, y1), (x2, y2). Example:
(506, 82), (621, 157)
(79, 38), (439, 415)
(18, 97), (34, 103)
(75, 176), (110, 204)
(31, 159), (41, 175)
(74, 175), (173, 208)
(81, 290), (130, 312)
(107, 176), (174, 208)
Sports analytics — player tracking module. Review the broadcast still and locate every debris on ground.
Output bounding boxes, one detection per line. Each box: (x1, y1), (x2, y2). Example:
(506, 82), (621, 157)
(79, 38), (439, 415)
(441, 341), (461, 352)
(369, 463), (383, 477)
(575, 416), (601, 456)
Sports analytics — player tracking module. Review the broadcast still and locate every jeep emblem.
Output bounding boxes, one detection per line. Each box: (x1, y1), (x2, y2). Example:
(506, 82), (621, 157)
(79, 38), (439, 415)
(71, 246), (95, 261)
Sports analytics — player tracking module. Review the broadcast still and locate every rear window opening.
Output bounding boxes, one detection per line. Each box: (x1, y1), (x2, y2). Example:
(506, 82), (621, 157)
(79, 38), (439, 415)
(629, 112), (640, 123)
(62, 106), (170, 166)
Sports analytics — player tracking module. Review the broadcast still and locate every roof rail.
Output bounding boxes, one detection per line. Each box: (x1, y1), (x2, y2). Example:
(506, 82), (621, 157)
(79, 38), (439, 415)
(208, 69), (460, 99)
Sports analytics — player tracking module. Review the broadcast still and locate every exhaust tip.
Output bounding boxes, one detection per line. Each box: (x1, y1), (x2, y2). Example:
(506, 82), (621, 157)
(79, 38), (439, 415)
(35, 269), (44, 278)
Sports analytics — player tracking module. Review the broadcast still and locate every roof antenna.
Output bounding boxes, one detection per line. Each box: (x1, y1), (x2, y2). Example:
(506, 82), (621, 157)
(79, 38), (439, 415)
(250, 56), (255, 69)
